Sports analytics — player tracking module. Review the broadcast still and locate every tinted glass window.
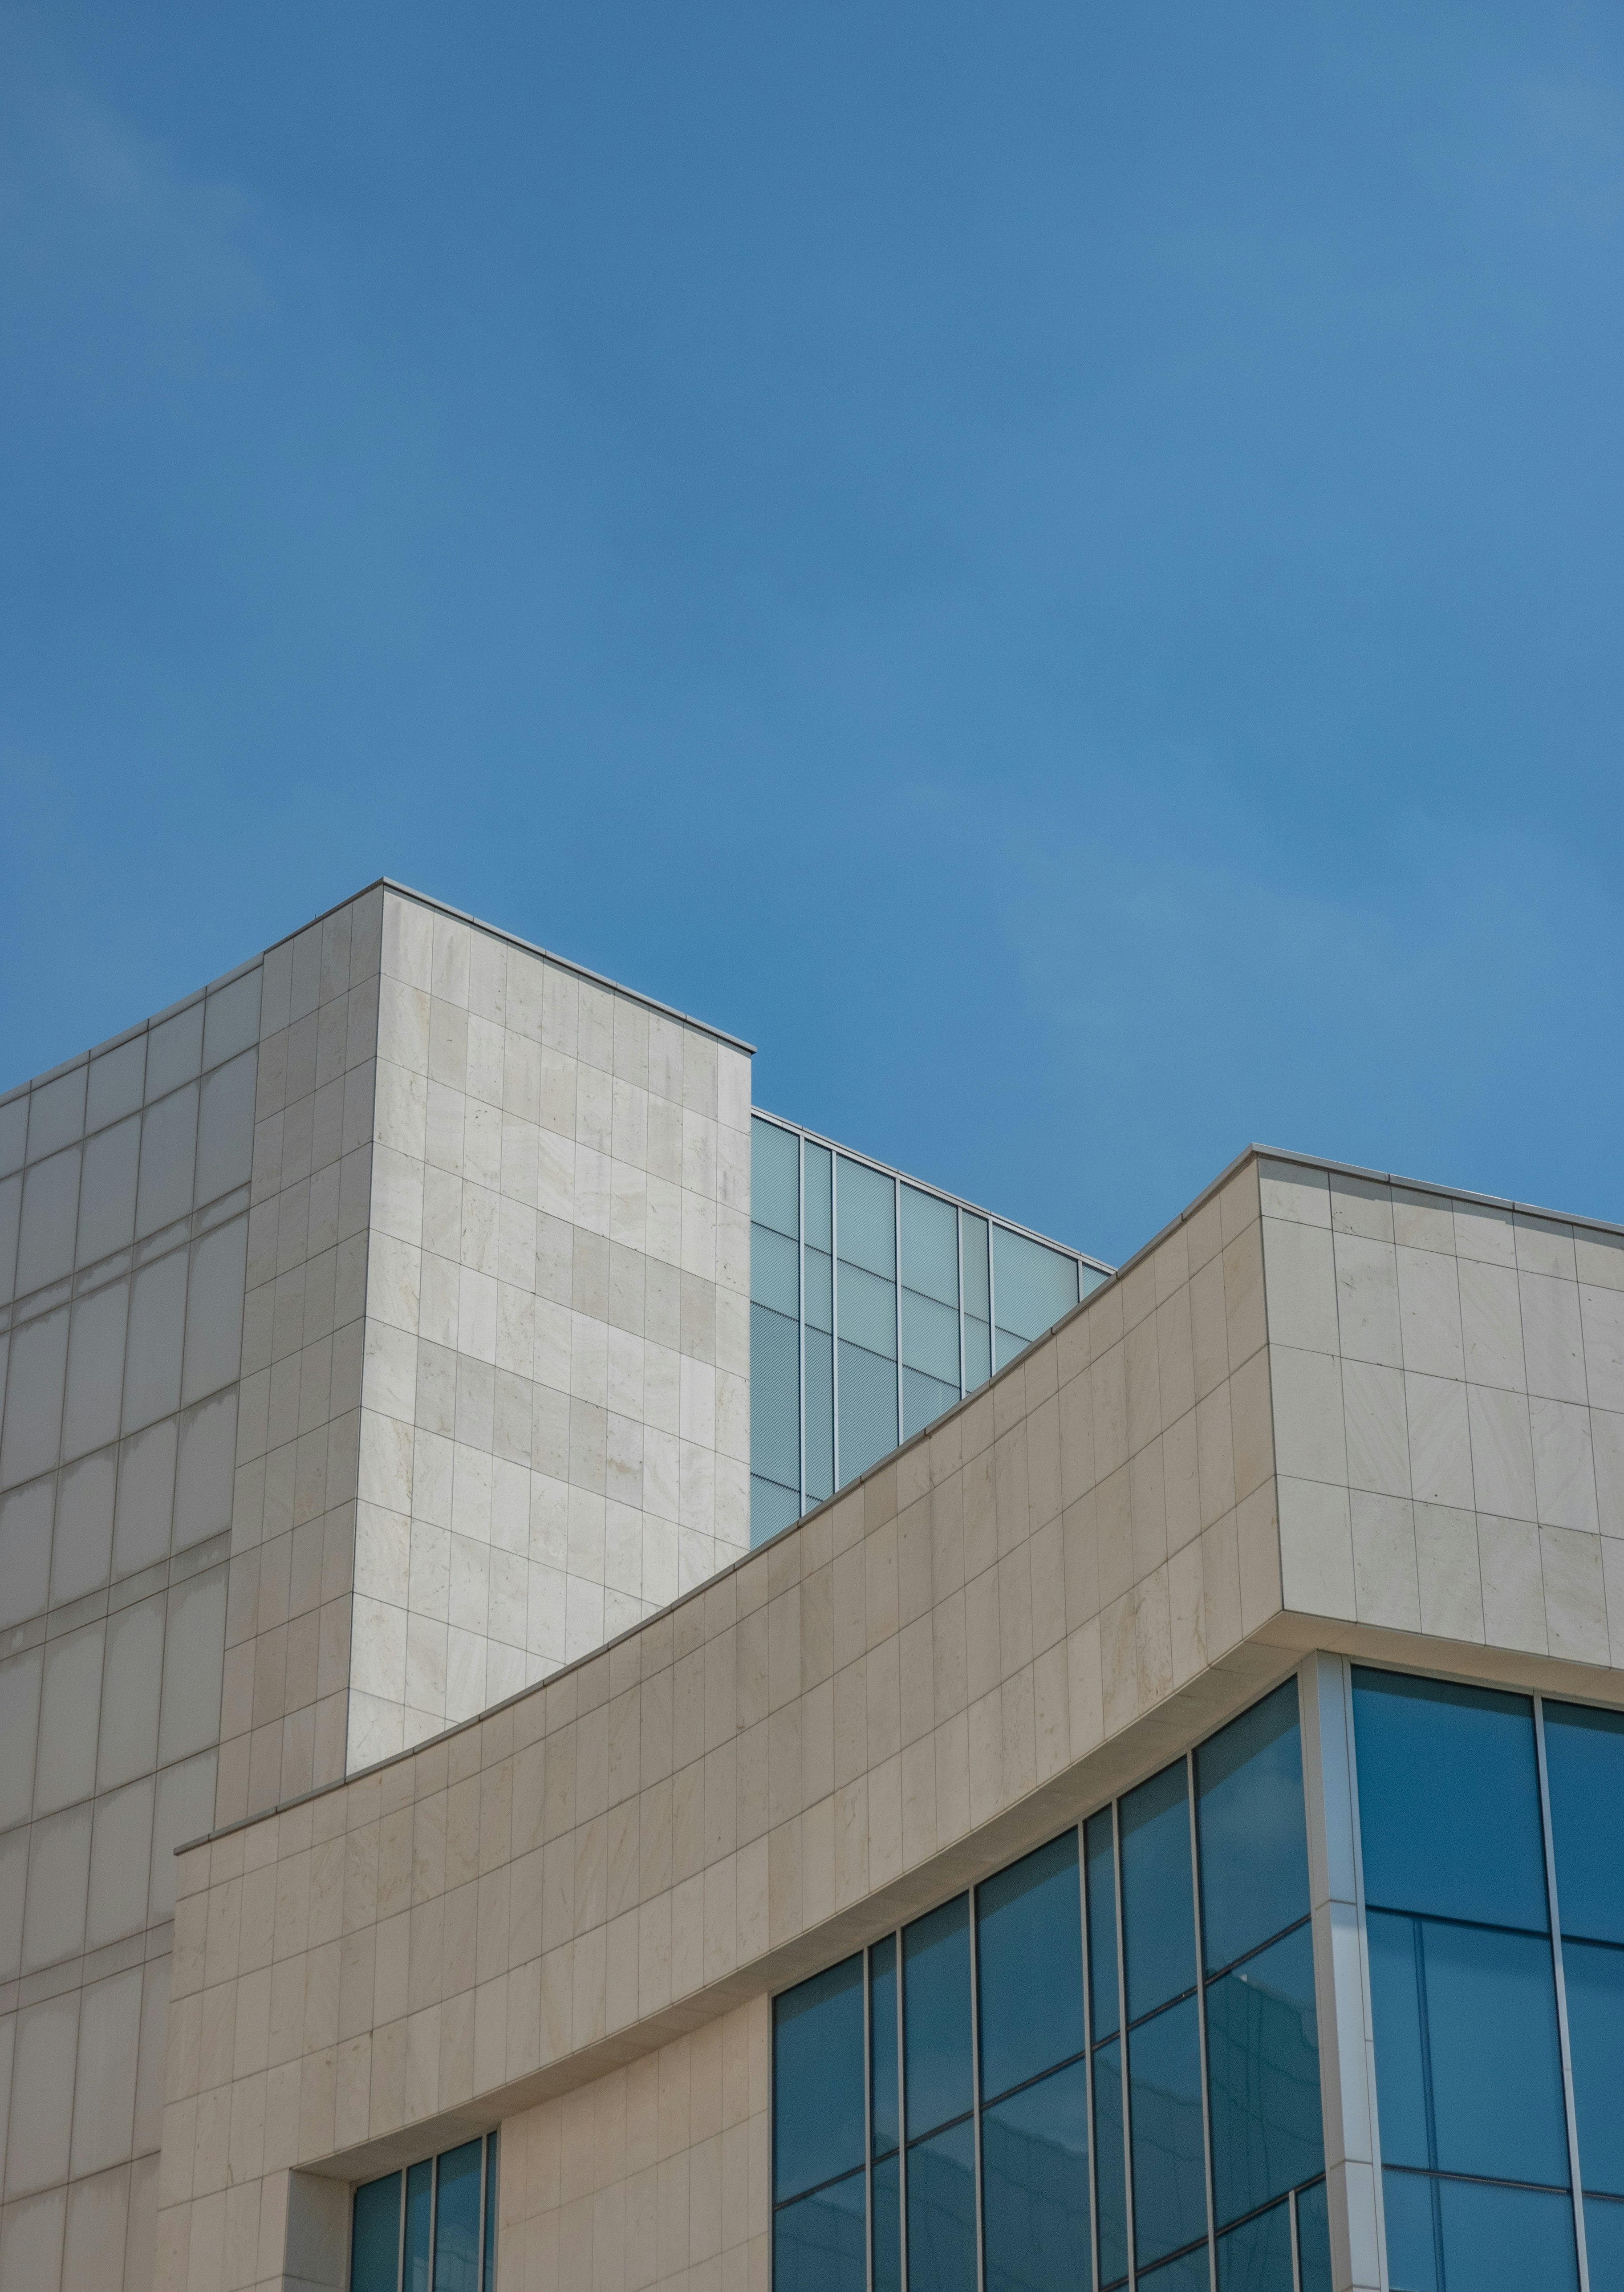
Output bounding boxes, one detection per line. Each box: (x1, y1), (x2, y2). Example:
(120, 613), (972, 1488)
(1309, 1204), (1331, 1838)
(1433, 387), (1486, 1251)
(751, 1299), (799, 1496)
(751, 1118), (799, 1239)
(1093, 2038), (1129, 2289)
(404, 2158), (432, 2292)
(775, 2168), (867, 2292)
(1352, 1669), (1547, 1930)
(1121, 1761), (1196, 2021)
(871, 1935), (899, 2158)
(1216, 2197), (1292, 2292)
(433, 2138), (482, 2292)
(1586, 2197), (1624, 2290)
(902, 1185), (958, 1306)
(982, 2058), (1092, 2292)
(977, 1831), (1084, 2101)
(1196, 1678), (1310, 1973)
(1544, 1700), (1624, 1945)
(993, 1226), (1079, 1364)
(907, 2118), (977, 2292)
(1368, 1912), (1569, 2187)
(838, 1332), (898, 1483)
(904, 1894), (972, 2137)
(774, 1955), (865, 2201)
(1296, 2178), (1333, 2292)
(805, 1328), (834, 1505)
(804, 1141), (832, 1249)
(1085, 1808), (1119, 2038)
(352, 2174), (401, 2292)
(1206, 1923), (1324, 2226)
(1563, 1939), (1624, 2196)
(1384, 2175), (1577, 2292)
(873, 2152), (901, 2292)
(483, 2131), (498, 2292)
(838, 1156), (895, 1278)
(1129, 1995), (1208, 2266)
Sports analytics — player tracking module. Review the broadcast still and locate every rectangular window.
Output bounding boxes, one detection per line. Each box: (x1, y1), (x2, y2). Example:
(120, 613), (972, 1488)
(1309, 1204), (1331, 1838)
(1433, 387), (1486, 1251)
(992, 1225), (1078, 1371)
(750, 1118), (800, 1543)
(961, 1211), (991, 1392)
(804, 1141), (834, 1505)
(836, 1155), (897, 1485)
(976, 1831), (1084, 2102)
(901, 1183), (960, 1440)
(981, 2058), (1092, 2292)
(351, 2132), (499, 2292)
(775, 1683), (1324, 2292)
(1353, 1668), (1579, 2292)
(773, 1955), (867, 2292)
(1120, 1760), (1196, 2023)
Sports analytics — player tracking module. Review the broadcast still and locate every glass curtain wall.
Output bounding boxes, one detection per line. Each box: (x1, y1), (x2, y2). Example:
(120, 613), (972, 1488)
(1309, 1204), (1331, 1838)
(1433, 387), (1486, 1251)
(1353, 1668), (1624, 2292)
(750, 1115), (1105, 1546)
(351, 2130), (499, 2292)
(771, 1679), (1330, 2292)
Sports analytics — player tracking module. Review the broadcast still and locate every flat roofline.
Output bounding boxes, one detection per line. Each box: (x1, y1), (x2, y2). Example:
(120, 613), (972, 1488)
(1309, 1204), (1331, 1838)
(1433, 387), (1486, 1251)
(313, 878), (756, 1055)
(751, 1105), (1114, 1275)
(2, 878), (755, 1109)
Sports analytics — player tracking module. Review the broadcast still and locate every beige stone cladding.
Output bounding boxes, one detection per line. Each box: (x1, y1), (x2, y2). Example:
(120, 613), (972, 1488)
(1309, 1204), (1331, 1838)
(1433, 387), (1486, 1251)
(498, 1995), (767, 2292)
(346, 889), (753, 1772)
(0, 956), (264, 2292)
(1259, 1152), (1624, 1676)
(150, 1156), (1290, 2291)
(216, 892), (386, 1833)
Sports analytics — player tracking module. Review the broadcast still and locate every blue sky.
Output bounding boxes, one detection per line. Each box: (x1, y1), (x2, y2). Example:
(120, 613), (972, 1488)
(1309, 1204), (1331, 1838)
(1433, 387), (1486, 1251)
(2, 1), (1621, 1265)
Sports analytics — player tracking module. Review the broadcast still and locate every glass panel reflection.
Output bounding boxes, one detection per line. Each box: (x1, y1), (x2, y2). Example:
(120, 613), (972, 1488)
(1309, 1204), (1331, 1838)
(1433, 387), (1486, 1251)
(1094, 2037), (1129, 2288)
(1545, 1700), (1624, 1946)
(404, 2157), (432, 2292)
(1121, 1761), (1197, 2022)
(1352, 1670), (1547, 1931)
(873, 2151), (901, 2292)
(1195, 1679), (1310, 1974)
(1585, 2195), (1624, 2290)
(982, 2059), (1092, 2292)
(1206, 1924), (1322, 2226)
(977, 1831), (1084, 2102)
(774, 1954), (865, 2202)
(904, 1895), (972, 2138)
(351, 2173), (401, 2292)
(1136, 2245), (1213, 2292)
(1558, 1938), (1624, 2195)
(872, 1934), (899, 2159)
(432, 2138), (481, 2292)
(993, 1225), (1079, 1368)
(1085, 1808), (1119, 2039)
(1295, 2180), (1332, 2292)
(907, 2118), (977, 2292)
(1129, 1995), (1208, 2267)
(1216, 2197), (1291, 2292)
(775, 2166), (867, 2292)
(1383, 2173), (1578, 2292)
(1367, 1911), (1570, 2189)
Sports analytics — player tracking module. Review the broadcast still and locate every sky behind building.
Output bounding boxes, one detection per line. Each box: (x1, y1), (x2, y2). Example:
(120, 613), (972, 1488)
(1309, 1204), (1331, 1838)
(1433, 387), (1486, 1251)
(2, 0), (1622, 1267)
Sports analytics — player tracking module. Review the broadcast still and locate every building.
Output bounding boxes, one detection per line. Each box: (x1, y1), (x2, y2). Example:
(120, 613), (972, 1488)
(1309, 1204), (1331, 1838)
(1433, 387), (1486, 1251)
(0, 878), (1619, 2292)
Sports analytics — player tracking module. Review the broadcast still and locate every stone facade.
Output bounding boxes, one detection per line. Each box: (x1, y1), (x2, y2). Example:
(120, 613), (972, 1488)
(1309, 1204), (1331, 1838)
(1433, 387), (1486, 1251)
(0, 881), (754, 2292)
(144, 1148), (1624, 2292)
(347, 889), (753, 1768)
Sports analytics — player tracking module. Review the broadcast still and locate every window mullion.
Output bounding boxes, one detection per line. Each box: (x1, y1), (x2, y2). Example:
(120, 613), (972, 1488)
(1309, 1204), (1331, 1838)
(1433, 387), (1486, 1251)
(1188, 1747), (1219, 2292)
(1112, 1797), (1136, 2290)
(1535, 1692), (1593, 2292)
